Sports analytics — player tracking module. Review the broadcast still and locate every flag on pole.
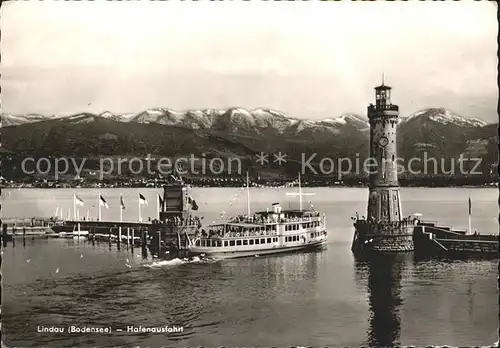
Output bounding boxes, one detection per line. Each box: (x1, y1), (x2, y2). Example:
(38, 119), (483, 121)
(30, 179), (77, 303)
(75, 195), (84, 206)
(99, 195), (109, 209)
(139, 194), (148, 205)
(120, 195), (126, 210)
(157, 194), (163, 219)
(188, 195), (198, 210)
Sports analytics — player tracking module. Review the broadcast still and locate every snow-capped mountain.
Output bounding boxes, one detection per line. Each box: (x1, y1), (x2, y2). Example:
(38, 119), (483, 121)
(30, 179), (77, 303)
(64, 113), (97, 124)
(2, 107), (490, 138)
(99, 111), (136, 122)
(129, 107), (369, 135)
(3, 106), (496, 173)
(400, 108), (487, 128)
(1, 114), (51, 127)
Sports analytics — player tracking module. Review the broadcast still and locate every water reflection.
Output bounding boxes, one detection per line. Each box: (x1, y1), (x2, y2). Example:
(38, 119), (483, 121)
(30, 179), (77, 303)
(355, 253), (412, 347)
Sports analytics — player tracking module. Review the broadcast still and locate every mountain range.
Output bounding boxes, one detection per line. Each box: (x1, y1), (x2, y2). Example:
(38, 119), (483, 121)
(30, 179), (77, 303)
(1, 107), (497, 178)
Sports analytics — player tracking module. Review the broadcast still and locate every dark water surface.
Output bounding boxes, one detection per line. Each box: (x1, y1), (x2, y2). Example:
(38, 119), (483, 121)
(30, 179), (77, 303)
(2, 187), (498, 347)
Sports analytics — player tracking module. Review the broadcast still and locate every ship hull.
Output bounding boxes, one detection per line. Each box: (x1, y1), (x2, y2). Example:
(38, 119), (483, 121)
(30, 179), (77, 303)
(188, 238), (327, 260)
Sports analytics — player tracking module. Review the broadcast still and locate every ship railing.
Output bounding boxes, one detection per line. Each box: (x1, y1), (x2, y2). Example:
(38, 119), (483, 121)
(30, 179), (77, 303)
(228, 217), (320, 225)
(222, 230), (277, 239)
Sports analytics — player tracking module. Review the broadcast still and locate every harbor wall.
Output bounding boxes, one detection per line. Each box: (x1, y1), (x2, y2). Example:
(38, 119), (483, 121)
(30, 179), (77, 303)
(413, 223), (498, 255)
(353, 221), (415, 252)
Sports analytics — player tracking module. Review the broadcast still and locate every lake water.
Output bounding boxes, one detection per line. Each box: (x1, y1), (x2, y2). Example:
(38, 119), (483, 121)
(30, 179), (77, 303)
(2, 187), (499, 347)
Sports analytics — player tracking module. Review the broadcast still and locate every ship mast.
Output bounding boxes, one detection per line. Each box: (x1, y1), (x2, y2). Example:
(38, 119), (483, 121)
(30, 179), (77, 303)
(298, 172), (302, 211)
(246, 172), (251, 217)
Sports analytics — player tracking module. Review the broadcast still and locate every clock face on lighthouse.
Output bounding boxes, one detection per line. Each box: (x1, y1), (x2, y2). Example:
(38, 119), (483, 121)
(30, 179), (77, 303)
(379, 136), (389, 147)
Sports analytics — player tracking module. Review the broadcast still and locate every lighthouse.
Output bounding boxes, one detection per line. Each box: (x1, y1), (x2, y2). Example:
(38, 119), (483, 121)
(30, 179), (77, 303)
(351, 78), (415, 252)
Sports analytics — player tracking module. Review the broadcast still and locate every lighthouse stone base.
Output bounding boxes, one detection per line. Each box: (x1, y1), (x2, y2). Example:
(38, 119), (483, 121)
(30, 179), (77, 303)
(352, 220), (415, 252)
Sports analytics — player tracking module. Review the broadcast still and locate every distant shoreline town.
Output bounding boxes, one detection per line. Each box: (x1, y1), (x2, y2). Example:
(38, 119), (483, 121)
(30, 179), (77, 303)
(2, 176), (498, 189)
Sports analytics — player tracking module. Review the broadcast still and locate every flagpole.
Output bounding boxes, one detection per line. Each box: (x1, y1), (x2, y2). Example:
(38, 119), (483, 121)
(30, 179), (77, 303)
(157, 194), (160, 220)
(120, 194), (123, 223)
(98, 192), (101, 221)
(468, 193), (472, 235)
(73, 193), (76, 221)
(246, 172), (251, 217)
(138, 195), (142, 223)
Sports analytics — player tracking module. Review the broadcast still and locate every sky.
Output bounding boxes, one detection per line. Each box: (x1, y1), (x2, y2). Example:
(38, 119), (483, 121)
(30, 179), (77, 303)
(1, 1), (498, 122)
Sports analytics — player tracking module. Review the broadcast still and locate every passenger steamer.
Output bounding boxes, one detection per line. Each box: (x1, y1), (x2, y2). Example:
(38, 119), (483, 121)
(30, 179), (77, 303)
(188, 174), (327, 259)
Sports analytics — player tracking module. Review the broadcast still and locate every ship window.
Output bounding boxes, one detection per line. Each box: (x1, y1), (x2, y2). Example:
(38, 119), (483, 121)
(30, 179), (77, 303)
(224, 241), (228, 247)
(255, 239), (260, 244)
(310, 233), (314, 238)
(243, 240), (248, 245)
(267, 238), (272, 243)
(236, 240), (242, 246)
(285, 236), (289, 242)
(249, 239), (254, 245)
(229, 240), (235, 246)
(261, 238), (265, 244)
(392, 155), (395, 161)
(196, 240), (200, 246)
(217, 240), (222, 247)
(274, 238), (278, 242)
(285, 226), (288, 231)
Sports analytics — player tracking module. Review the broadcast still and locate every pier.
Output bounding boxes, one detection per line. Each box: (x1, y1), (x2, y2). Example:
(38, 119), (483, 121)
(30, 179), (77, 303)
(351, 217), (498, 257)
(413, 221), (498, 255)
(1, 181), (203, 259)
